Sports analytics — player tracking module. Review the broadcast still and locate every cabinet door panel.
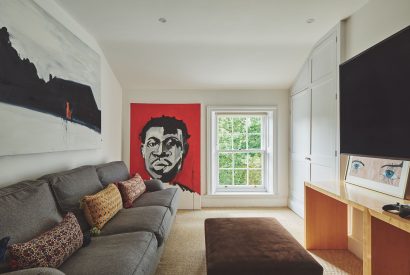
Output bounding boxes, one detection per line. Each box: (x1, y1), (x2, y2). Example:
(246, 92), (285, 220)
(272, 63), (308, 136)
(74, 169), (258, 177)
(290, 156), (310, 217)
(291, 89), (311, 155)
(311, 33), (336, 83)
(311, 78), (337, 182)
(292, 61), (310, 95)
(290, 89), (311, 217)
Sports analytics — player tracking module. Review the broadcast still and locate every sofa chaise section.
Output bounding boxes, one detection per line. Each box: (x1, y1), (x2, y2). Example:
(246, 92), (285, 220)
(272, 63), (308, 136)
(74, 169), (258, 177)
(100, 205), (172, 246)
(132, 188), (179, 215)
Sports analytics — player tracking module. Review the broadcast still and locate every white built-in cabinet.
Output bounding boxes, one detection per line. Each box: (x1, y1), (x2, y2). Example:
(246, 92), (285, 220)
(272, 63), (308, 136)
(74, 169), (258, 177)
(289, 24), (341, 217)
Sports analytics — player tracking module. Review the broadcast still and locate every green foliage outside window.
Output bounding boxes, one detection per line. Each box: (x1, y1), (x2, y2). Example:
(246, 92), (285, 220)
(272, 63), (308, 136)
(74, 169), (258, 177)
(218, 153), (232, 168)
(249, 170), (262, 185)
(234, 153), (247, 168)
(234, 170), (247, 185)
(217, 115), (264, 187)
(219, 170), (232, 185)
(249, 153), (262, 168)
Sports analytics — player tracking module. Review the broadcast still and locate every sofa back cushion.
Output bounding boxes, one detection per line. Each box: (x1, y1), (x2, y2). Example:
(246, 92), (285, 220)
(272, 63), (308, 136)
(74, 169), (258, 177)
(40, 166), (103, 231)
(0, 180), (62, 245)
(96, 161), (130, 187)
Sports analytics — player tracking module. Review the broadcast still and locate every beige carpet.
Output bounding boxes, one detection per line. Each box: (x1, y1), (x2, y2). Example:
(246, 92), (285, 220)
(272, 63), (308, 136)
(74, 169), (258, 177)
(156, 208), (362, 275)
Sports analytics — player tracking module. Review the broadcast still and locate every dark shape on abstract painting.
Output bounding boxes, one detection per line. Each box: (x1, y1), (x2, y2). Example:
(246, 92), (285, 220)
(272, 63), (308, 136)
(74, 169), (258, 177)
(0, 27), (101, 133)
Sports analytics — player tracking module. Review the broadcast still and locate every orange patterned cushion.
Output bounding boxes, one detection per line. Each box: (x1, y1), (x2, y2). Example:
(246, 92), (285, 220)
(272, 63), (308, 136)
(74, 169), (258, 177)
(8, 212), (83, 270)
(118, 174), (146, 208)
(82, 183), (122, 229)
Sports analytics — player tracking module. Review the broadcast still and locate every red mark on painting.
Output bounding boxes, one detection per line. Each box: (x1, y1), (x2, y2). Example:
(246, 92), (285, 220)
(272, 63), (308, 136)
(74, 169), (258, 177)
(66, 101), (72, 120)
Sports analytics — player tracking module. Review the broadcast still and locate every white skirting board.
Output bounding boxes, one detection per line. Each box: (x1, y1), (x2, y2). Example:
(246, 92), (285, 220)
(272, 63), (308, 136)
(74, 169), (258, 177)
(288, 196), (304, 218)
(201, 195), (287, 208)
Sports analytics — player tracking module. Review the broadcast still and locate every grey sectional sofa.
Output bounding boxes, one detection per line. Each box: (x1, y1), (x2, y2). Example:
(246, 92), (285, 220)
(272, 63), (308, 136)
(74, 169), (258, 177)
(0, 161), (180, 275)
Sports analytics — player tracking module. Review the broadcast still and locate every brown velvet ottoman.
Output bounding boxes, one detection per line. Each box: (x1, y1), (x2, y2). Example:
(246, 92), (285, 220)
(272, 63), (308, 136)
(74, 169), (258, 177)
(204, 217), (323, 275)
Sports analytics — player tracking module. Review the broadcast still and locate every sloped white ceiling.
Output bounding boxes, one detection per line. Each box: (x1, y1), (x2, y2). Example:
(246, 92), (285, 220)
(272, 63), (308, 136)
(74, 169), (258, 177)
(56, 0), (367, 90)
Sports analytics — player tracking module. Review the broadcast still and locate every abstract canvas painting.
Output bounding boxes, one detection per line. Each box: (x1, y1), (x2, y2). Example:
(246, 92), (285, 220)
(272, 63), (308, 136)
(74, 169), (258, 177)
(130, 103), (201, 194)
(346, 156), (410, 198)
(0, 0), (101, 156)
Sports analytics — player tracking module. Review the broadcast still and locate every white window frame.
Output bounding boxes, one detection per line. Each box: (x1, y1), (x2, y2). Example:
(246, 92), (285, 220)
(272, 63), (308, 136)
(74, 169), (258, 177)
(207, 106), (277, 195)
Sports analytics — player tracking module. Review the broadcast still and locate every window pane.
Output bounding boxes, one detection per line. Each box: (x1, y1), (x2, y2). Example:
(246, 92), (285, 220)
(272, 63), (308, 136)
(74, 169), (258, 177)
(218, 117), (232, 134)
(219, 153), (233, 168)
(234, 153), (247, 168)
(218, 135), (232, 150)
(248, 134), (261, 149)
(248, 117), (261, 133)
(233, 117), (246, 133)
(249, 170), (262, 185)
(233, 134), (246, 150)
(234, 170), (247, 185)
(249, 153), (262, 168)
(219, 170), (232, 185)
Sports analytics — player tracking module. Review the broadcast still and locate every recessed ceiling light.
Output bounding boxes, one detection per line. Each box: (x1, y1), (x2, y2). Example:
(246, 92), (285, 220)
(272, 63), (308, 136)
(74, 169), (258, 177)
(158, 17), (167, 23)
(306, 18), (315, 24)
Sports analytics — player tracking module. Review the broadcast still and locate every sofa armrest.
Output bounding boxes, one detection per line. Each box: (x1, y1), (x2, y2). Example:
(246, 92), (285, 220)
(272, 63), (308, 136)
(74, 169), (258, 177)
(144, 179), (165, 192)
(3, 267), (65, 275)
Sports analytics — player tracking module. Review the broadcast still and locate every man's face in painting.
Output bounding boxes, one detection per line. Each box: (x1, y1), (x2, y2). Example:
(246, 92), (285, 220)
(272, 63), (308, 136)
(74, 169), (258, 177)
(141, 126), (185, 182)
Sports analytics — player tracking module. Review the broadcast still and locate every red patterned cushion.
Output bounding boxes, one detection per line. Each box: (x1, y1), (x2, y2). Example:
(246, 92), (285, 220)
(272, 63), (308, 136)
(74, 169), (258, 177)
(8, 212), (83, 270)
(118, 174), (146, 208)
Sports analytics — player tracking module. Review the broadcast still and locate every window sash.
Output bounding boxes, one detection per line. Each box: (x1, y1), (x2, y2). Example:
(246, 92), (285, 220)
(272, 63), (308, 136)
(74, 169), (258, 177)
(208, 106), (276, 195)
(216, 114), (266, 151)
(215, 113), (267, 191)
(216, 152), (266, 188)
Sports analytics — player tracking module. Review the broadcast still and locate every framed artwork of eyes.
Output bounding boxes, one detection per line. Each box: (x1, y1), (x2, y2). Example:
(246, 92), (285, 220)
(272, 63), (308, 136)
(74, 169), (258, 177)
(345, 156), (410, 199)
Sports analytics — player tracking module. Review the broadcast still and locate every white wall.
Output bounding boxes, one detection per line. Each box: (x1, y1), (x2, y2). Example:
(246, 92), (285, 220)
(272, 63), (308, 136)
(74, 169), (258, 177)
(342, 0), (410, 259)
(344, 0), (410, 61)
(0, 0), (123, 187)
(123, 89), (289, 209)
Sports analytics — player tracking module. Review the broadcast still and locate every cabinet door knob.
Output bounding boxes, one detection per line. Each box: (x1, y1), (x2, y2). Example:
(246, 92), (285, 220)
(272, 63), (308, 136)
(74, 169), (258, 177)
(305, 157), (311, 161)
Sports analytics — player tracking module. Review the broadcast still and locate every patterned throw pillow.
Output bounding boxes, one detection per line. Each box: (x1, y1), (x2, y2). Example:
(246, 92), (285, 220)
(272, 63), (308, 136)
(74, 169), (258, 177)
(82, 183), (123, 229)
(7, 212), (83, 270)
(117, 174), (147, 208)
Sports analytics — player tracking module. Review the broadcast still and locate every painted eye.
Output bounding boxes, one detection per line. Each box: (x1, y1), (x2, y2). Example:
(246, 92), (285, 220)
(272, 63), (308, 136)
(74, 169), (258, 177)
(147, 140), (159, 148)
(383, 169), (397, 180)
(351, 160), (364, 171)
(164, 138), (182, 149)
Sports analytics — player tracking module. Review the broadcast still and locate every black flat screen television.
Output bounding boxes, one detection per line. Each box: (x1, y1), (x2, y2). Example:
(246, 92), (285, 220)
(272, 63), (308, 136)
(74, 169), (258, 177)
(340, 25), (410, 160)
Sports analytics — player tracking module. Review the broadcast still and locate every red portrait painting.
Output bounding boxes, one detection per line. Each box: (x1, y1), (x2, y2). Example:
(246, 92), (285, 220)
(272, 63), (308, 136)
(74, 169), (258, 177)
(130, 103), (200, 194)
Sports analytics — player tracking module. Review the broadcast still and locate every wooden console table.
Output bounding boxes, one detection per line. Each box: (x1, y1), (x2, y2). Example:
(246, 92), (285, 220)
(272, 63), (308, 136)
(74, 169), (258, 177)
(304, 181), (410, 275)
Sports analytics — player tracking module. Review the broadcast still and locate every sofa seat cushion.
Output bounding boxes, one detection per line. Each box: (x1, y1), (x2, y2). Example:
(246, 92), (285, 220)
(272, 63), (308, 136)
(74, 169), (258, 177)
(100, 206), (171, 246)
(0, 180), (62, 245)
(2, 267), (65, 275)
(40, 166), (103, 231)
(59, 232), (157, 275)
(95, 161), (130, 187)
(132, 188), (179, 214)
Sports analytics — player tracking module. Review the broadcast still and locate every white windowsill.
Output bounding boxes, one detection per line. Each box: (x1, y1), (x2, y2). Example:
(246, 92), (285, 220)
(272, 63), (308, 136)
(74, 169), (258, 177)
(208, 191), (275, 197)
